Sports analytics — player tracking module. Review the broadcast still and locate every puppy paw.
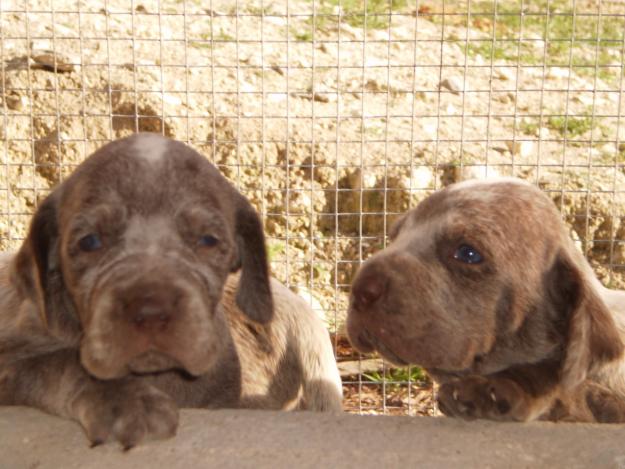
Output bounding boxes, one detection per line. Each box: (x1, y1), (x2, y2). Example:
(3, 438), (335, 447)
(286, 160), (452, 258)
(72, 379), (179, 449)
(437, 375), (525, 421)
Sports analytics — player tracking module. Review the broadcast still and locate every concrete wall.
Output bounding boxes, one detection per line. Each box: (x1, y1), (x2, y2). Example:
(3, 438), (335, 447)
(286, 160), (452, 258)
(1, 407), (625, 468)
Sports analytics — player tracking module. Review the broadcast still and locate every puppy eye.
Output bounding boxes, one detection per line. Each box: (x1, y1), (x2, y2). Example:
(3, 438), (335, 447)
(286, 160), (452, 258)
(453, 244), (483, 264)
(78, 233), (102, 252)
(198, 235), (219, 247)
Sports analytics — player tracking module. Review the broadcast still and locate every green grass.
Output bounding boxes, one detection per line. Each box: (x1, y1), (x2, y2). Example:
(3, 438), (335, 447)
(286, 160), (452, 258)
(267, 240), (286, 261)
(517, 107), (598, 139)
(245, 5), (275, 16)
(363, 366), (428, 389)
(292, 28), (314, 42)
(215, 30), (235, 42)
(441, 0), (625, 82)
(518, 119), (539, 136)
(298, 0), (410, 39)
(547, 114), (595, 138)
(333, 0), (409, 29)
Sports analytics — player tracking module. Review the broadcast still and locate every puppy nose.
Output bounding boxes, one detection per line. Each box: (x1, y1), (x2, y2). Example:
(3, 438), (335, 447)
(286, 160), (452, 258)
(352, 270), (386, 309)
(133, 301), (171, 327)
(121, 287), (181, 329)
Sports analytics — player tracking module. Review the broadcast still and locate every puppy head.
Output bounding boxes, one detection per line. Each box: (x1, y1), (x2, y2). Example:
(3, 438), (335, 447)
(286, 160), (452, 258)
(347, 178), (622, 385)
(12, 133), (273, 379)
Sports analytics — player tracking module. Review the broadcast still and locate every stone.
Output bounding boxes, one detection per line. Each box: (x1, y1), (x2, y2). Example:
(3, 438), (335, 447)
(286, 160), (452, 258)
(496, 67), (515, 81)
(547, 67), (570, 79)
(410, 166), (435, 189)
(439, 77), (466, 95)
(270, 64), (284, 76)
(31, 50), (75, 73)
(506, 139), (535, 158)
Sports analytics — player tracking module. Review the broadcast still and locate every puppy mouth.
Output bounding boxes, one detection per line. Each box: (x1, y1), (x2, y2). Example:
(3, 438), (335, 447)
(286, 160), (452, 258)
(128, 350), (183, 374)
(376, 341), (409, 366)
(359, 329), (409, 366)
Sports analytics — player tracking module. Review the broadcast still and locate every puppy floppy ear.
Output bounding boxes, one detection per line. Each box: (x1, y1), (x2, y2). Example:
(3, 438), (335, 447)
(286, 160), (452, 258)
(231, 194), (273, 324)
(547, 250), (624, 390)
(12, 191), (62, 326)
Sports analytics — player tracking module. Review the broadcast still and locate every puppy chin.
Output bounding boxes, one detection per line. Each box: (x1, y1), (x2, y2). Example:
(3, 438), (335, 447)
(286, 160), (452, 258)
(80, 349), (129, 380)
(346, 314), (376, 353)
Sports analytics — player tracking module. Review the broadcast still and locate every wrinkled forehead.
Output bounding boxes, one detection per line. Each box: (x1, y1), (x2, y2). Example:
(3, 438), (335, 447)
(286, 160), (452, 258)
(59, 134), (228, 218)
(397, 179), (561, 244)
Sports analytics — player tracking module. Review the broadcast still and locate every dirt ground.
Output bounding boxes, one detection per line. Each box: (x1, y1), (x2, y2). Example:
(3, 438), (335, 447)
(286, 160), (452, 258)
(2, 0), (625, 415)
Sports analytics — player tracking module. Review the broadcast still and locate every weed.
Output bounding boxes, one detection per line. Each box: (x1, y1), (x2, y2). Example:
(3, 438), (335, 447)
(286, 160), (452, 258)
(304, 0), (410, 32)
(363, 366), (429, 388)
(267, 240), (286, 261)
(448, 0), (625, 82)
(547, 114), (594, 138)
(293, 27), (314, 42)
(215, 30), (235, 42)
(189, 41), (212, 49)
(518, 119), (539, 136)
(245, 5), (275, 16)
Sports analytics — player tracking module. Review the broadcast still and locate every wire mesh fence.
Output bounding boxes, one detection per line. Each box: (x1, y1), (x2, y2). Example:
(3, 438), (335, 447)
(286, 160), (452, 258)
(1, 0), (624, 416)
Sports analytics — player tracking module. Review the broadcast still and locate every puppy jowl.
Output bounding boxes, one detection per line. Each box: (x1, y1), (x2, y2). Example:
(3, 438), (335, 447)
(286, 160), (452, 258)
(0, 133), (342, 448)
(347, 178), (625, 423)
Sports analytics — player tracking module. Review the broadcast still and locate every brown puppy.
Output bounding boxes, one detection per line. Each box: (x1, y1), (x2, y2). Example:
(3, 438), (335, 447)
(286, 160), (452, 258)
(348, 178), (625, 423)
(0, 133), (342, 448)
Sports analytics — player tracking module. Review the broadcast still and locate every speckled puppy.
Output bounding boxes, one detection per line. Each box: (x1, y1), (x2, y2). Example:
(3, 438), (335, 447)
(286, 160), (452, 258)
(348, 178), (625, 423)
(0, 133), (342, 448)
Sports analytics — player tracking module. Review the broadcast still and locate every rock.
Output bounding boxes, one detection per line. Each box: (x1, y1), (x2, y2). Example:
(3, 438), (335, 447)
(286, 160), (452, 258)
(290, 91), (333, 103)
(423, 122), (438, 139)
(495, 67), (515, 81)
(163, 94), (182, 106)
(242, 54), (262, 67)
(574, 93), (595, 106)
(297, 57), (311, 68)
(547, 67), (570, 79)
(338, 358), (384, 377)
(267, 93), (287, 103)
(411, 166), (435, 189)
(495, 93), (512, 104)
(264, 15), (286, 27)
(371, 30), (390, 42)
(439, 77), (466, 95)
(4, 93), (24, 111)
(31, 50), (76, 73)
(335, 22), (362, 40)
(313, 92), (331, 103)
(270, 64), (284, 76)
(441, 164), (500, 186)
(464, 165), (500, 180)
(505, 139), (535, 158)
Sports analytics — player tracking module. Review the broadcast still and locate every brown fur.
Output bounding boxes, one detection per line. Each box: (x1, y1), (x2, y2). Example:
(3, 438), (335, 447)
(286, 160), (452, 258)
(0, 133), (342, 448)
(347, 178), (625, 423)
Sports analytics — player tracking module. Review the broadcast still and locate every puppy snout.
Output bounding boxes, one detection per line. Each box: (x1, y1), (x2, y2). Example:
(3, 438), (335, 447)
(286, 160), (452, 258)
(121, 285), (183, 330)
(351, 267), (387, 310)
(133, 301), (171, 327)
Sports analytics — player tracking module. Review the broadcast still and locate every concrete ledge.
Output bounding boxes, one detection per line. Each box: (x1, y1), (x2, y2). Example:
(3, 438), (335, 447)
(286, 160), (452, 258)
(1, 407), (625, 468)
